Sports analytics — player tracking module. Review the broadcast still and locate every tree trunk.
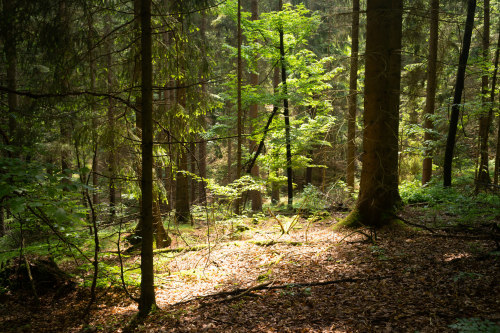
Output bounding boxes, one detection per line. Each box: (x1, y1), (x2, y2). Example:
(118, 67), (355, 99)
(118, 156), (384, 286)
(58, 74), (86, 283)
(350, 0), (403, 228)
(4, 0), (18, 147)
(346, 0), (359, 192)
(175, 148), (190, 223)
(138, 0), (156, 317)
(476, 0), (491, 187)
(271, 67), (281, 206)
(248, 0), (263, 212)
(279, 0), (293, 210)
(227, 102), (233, 185)
(305, 150), (313, 185)
(189, 141), (197, 204)
(106, 18), (116, 220)
(198, 11), (208, 204)
(88, 13), (99, 208)
(235, 0), (243, 214)
(492, 23), (500, 185)
(422, 0), (439, 185)
(443, 0), (476, 187)
(174, 83), (190, 224)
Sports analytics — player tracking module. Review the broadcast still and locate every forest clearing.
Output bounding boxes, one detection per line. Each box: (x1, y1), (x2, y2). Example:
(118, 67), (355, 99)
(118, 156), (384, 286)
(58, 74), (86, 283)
(1, 0), (500, 331)
(1, 194), (499, 332)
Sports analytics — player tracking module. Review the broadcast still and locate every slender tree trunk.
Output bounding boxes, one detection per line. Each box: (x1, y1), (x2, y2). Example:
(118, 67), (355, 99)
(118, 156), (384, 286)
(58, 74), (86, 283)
(248, 0), (263, 212)
(198, 11), (208, 204)
(305, 150), (313, 185)
(227, 102), (233, 184)
(476, 0), (491, 186)
(189, 141), (197, 204)
(492, 23), (500, 185)
(422, 0), (439, 185)
(271, 67), (281, 205)
(106, 19), (116, 220)
(279, 0), (293, 210)
(138, 0), (156, 317)
(3, 0), (18, 236)
(88, 13), (99, 207)
(346, 0), (359, 192)
(235, 0), (243, 214)
(443, 0), (476, 187)
(175, 84), (191, 224)
(4, 0), (18, 148)
(351, 0), (402, 228)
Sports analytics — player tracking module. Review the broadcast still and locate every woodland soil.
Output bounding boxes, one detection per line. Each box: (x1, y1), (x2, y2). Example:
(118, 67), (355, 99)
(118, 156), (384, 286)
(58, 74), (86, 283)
(0, 208), (499, 332)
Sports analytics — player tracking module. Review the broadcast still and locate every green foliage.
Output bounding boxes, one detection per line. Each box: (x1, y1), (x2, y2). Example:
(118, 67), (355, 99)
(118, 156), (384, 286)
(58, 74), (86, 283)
(0, 145), (90, 261)
(449, 318), (500, 333)
(295, 184), (328, 212)
(399, 178), (500, 224)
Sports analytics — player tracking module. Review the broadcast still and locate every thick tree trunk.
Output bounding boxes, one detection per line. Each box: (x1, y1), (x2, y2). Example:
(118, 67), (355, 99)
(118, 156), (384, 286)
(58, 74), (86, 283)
(346, 0), (359, 192)
(443, 0), (476, 187)
(476, 0), (491, 187)
(422, 0), (439, 185)
(279, 0), (293, 210)
(138, 0), (156, 316)
(353, 0), (403, 228)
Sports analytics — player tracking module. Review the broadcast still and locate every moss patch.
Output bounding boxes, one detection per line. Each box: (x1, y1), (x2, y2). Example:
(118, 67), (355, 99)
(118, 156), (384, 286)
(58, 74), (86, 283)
(333, 209), (408, 231)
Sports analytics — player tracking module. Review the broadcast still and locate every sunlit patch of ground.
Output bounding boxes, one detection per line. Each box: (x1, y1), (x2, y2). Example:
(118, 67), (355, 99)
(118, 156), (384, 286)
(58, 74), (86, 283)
(1, 212), (499, 332)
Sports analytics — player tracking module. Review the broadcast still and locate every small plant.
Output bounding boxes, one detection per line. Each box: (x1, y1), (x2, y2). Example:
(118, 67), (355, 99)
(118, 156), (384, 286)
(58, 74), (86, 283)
(449, 318), (500, 332)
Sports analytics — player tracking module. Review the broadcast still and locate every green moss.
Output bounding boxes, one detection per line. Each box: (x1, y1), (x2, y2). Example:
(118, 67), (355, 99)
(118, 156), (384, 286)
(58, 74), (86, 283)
(334, 209), (408, 230)
(333, 209), (363, 230)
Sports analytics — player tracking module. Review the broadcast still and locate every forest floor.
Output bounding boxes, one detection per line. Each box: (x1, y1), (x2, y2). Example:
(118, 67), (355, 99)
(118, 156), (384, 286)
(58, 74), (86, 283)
(1, 206), (499, 332)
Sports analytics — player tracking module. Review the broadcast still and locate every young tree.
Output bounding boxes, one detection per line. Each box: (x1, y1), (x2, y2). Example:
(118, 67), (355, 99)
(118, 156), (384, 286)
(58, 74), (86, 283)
(279, 0), (293, 210)
(346, 0), (359, 192)
(248, 0), (263, 212)
(476, 0), (491, 187)
(138, 0), (156, 317)
(422, 0), (439, 185)
(341, 0), (403, 228)
(443, 0), (476, 187)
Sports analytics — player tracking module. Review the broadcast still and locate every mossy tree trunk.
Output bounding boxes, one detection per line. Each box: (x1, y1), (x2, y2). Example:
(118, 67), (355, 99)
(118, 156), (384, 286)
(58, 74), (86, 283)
(344, 0), (403, 228)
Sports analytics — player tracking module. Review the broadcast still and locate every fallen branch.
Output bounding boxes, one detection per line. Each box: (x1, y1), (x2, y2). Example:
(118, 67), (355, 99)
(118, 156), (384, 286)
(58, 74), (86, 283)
(249, 240), (302, 247)
(196, 275), (390, 307)
(153, 244), (209, 254)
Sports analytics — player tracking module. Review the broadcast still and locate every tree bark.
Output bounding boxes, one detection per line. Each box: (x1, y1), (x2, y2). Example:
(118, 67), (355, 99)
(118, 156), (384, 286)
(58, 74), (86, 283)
(476, 0), (491, 186)
(235, 0), (243, 214)
(198, 11), (208, 204)
(346, 0), (359, 191)
(248, 0), (263, 212)
(88, 12), (99, 207)
(422, 0), (439, 185)
(175, 85), (191, 224)
(105, 18), (116, 221)
(492, 23), (500, 185)
(138, 0), (156, 317)
(354, 0), (403, 228)
(443, 0), (476, 187)
(279, 0), (293, 210)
